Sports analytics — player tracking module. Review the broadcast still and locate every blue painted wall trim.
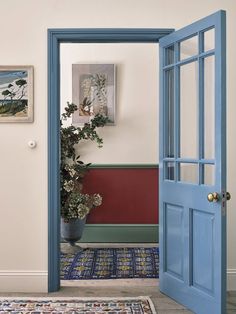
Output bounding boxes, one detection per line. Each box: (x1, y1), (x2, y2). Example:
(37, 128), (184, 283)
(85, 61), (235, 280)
(48, 28), (174, 43)
(48, 28), (174, 292)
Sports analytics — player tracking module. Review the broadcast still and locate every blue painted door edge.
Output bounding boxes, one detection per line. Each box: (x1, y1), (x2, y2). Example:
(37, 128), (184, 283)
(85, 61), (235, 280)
(48, 28), (174, 292)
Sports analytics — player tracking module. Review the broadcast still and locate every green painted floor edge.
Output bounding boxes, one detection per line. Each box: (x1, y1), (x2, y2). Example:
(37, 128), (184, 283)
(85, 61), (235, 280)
(61, 224), (159, 243)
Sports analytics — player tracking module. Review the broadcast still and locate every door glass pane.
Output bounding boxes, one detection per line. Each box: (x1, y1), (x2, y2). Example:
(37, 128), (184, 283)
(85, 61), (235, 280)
(203, 164), (215, 185)
(165, 45), (175, 65)
(204, 28), (215, 52)
(179, 163), (198, 184)
(180, 35), (198, 60)
(165, 162), (175, 180)
(165, 68), (175, 157)
(180, 61), (198, 158)
(204, 55), (215, 159)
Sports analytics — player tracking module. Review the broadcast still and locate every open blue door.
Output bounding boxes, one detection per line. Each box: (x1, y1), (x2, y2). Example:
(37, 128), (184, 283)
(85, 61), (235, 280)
(159, 11), (228, 314)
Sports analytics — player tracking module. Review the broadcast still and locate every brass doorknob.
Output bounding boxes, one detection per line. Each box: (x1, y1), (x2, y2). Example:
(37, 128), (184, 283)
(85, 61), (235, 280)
(207, 192), (219, 202)
(226, 192), (231, 201)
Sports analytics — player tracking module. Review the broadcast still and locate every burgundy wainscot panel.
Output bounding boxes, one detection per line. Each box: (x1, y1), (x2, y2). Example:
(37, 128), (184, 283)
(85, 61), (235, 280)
(83, 167), (159, 224)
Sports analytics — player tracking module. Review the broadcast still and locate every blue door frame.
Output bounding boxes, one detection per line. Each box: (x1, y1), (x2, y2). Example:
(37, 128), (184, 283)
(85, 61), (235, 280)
(47, 28), (174, 292)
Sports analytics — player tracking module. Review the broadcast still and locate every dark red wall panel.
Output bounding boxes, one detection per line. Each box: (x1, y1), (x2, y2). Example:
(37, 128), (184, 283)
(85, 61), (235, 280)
(83, 167), (159, 224)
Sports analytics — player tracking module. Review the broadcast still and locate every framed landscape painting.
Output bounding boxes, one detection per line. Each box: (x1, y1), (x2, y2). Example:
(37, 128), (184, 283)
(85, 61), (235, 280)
(72, 64), (115, 125)
(0, 66), (33, 122)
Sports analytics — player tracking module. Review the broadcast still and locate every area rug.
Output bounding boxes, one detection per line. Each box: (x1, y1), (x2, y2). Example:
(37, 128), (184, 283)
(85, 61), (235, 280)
(0, 296), (156, 313)
(61, 247), (159, 280)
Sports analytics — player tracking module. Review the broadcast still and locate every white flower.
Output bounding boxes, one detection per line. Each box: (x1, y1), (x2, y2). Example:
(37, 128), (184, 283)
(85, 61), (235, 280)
(64, 180), (74, 192)
(64, 164), (70, 171)
(69, 168), (76, 177)
(77, 204), (90, 219)
(93, 194), (102, 207)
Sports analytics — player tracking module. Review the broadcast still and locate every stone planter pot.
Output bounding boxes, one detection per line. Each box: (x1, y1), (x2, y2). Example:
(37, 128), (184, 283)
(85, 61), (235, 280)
(61, 217), (86, 253)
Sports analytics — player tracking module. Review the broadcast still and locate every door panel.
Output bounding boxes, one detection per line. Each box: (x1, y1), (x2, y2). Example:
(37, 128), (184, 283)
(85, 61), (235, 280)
(165, 203), (184, 279)
(192, 209), (214, 294)
(159, 11), (226, 314)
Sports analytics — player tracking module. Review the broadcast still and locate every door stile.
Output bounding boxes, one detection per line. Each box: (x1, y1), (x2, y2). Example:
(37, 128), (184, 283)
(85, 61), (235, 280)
(198, 31), (204, 185)
(174, 42), (180, 182)
(216, 11), (227, 313)
(159, 40), (165, 285)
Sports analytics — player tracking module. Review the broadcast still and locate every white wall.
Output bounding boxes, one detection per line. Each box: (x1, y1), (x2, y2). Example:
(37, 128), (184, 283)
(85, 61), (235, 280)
(0, 0), (235, 292)
(60, 43), (158, 164)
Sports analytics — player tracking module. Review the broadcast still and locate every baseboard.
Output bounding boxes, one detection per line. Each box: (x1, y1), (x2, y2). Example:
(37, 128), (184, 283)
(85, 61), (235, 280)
(62, 224), (159, 243)
(0, 271), (48, 292)
(227, 269), (236, 291)
(0, 265), (233, 292)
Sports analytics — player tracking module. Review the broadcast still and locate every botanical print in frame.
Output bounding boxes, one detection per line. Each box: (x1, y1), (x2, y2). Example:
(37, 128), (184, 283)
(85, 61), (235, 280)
(72, 64), (115, 125)
(0, 66), (33, 122)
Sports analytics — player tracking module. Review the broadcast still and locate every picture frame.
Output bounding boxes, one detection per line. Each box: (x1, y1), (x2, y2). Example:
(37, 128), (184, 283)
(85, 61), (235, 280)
(72, 64), (115, 125)
(0, 65), (33, 122)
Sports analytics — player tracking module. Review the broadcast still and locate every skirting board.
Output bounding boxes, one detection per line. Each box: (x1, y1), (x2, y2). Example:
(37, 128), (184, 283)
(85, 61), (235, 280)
(227, 269), (236, 291)
(0, 271), (48, 293)
(0, 270), (234, 292)
(61, 224), (159, 243)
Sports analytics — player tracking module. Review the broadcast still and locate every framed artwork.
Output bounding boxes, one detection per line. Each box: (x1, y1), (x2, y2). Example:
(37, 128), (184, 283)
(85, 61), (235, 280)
(72, 64), (115, 125)
(0, 66), (33, 122)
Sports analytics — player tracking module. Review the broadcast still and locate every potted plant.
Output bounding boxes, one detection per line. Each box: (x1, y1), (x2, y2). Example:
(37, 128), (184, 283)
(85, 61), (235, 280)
(60, 102), (108, 252)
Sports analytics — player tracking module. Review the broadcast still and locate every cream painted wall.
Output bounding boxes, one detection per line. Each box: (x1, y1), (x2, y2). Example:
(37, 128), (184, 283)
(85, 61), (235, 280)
(0, 0), (235, 292)
(60, 43), (158, 164)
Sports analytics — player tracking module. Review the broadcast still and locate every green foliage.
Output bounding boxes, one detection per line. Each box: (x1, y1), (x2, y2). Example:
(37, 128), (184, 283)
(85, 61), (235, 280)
(81, 97), (93, 111)
(92, 74), (107, 104)
(0, 100), (27, 115)
(2, 77), (27, 102)
(61, 102), (109, 221)
(15, 79), (27, 87)
(2, 90), (11, 96)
